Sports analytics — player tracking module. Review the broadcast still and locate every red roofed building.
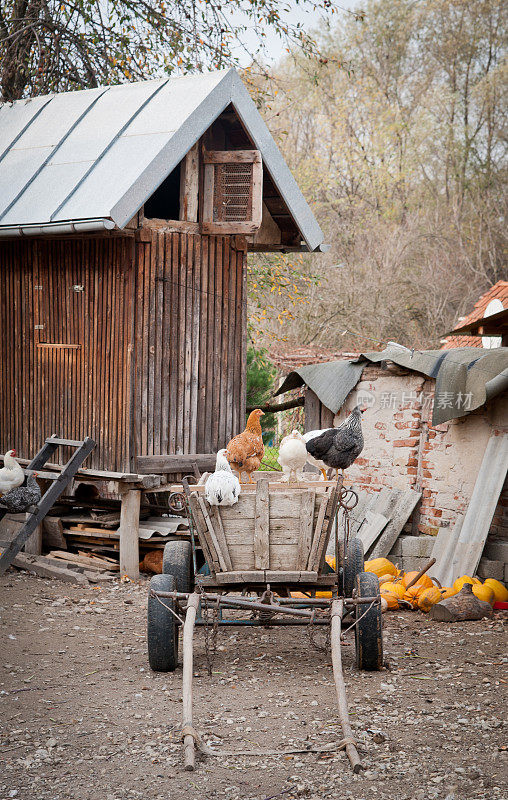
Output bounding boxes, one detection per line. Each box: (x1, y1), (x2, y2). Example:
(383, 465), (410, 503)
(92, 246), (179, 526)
(441, 280), (508, 349)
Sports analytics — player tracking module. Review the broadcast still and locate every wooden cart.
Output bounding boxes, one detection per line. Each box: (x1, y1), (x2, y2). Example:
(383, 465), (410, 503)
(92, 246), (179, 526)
(147, 475), (383, 773)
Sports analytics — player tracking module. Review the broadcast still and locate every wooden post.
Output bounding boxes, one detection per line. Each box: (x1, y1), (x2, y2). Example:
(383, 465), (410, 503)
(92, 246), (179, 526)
(330, 599), (363, 774)
(179, 142), (199, 222)
(119, 488), (141, 579)
(182, 592), (200, 770)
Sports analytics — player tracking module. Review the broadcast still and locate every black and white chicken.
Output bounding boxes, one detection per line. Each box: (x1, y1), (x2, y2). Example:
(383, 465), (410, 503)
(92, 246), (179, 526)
(305, 405), (365, 479)
(205, 449), (241, 506)
(0, 473), (41, 513)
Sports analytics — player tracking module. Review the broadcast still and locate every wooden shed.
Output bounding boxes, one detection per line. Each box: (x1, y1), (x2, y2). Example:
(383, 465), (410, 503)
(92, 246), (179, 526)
(0, 70), (325, 474)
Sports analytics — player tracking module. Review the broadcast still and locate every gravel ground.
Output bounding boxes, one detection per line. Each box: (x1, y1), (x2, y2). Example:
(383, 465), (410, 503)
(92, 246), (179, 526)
(0, 570), (507, 800)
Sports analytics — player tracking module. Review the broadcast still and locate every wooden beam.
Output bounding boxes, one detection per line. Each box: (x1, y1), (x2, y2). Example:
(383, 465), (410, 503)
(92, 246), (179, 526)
(119, 489), (141, 579)
(136, 454), (216, 474)
(179, 142), (199, 222)
(203, 150), (261, 163)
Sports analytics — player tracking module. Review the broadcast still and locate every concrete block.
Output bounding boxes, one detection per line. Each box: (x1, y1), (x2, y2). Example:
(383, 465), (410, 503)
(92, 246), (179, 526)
(388, 540), (403, 556)
(483, 541), (508, 564)
(400, 535), (435, 558)
(505, 564), (508, 584)
(477, 558), (504, 581)
(398, 556), (429, 573)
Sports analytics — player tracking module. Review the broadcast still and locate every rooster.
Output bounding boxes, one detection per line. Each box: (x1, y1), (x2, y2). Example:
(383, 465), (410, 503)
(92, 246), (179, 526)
(0, 450), (24, 496)
(277, 430), (307, 483)
(205, 449), (241, 505)
(225, 409), (265, 483)
(0, 473), (41, 513)
(305, 405), (365, 479)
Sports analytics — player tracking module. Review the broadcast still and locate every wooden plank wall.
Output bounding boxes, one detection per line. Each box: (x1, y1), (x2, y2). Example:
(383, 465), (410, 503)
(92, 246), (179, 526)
(0, 236), (135, 471)
(132, 229), (247, 462)
(304, 389), (335, 432)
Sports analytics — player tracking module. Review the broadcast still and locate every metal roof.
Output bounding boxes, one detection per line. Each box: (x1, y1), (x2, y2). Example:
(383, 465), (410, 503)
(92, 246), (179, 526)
(0, 69), (325, 251)
(275, 345), (508, 425)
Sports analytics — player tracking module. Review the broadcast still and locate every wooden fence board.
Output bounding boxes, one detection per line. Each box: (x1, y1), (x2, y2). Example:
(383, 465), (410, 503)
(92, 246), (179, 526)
(449, 432), (508, 581)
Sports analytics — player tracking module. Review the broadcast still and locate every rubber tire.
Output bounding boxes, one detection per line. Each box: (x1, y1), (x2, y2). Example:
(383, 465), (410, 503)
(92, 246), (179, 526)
(343, 537), (364, 598)
(354, 571), (383, 671)
(162, 540), (192, 592)
(147, 573), (179, 672)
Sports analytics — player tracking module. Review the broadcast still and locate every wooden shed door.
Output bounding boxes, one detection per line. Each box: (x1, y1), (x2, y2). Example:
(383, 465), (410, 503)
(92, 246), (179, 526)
(34, 251), (84, 349)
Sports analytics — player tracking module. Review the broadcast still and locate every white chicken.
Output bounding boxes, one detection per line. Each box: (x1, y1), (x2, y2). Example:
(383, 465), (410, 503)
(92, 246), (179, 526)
(0, 449), (25, 496)
(303, 429), (331, 480)
(205, 449), (241, 506)
(277, 430), (308, 483)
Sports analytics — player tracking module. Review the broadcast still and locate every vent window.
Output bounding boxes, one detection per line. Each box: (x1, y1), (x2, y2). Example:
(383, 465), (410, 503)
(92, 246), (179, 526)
(202, 150), (262, 234)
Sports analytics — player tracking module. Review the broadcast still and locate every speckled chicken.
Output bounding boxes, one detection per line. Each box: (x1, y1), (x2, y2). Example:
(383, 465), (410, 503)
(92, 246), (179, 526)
(305, 405), (365, 477)
(0, 473), (41, 513)
(225, 409), (265, 483)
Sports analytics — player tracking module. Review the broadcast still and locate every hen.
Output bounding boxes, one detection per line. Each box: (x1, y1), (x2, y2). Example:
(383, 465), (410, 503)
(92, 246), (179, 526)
(277, 430), (307, 483)
(0, 473), (41, 513)
(226, 409), (265, 483)
(303, 428), (331, 480)
(0, 450), (24, 495)
(305, 405), (365, 478)
(205, 449), (241, 506)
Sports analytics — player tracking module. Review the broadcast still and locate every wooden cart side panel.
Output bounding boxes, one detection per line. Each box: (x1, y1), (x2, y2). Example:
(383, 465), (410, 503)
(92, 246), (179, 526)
(307, 488), (332, 570)
(187, 492), (218, 574)
(309, 479), (344, 572)
(254, 478), (269, 569)
(297, 489), (316, 569)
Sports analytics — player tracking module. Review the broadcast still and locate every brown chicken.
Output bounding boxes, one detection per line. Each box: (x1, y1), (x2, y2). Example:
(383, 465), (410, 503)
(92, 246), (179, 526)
(139, 550), (163, 574)
(225, 409), (265, 483)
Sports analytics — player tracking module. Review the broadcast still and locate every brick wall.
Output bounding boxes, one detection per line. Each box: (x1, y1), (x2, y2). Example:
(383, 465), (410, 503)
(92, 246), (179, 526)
(330, 367), (508, 579)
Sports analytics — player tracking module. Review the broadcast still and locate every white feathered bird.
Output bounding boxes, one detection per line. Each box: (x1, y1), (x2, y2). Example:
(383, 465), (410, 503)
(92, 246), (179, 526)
(0, 450), (25, 495)
(303, 429), (331, 480)
(205, 449), (241, 506)
(277, 430), (308, 483)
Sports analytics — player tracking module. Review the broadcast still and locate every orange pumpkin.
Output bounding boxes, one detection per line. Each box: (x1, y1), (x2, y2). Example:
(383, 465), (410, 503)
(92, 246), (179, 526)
(403, 584), (425, 608)
(364, 558), (398, 578)
(453, 575), (475, 593)
(483, 579), (508, 603)
(417, 587), (442, 612)
(382, 592), (400, 610)
(471, 584), (495, 605)
(401, 571), (434, 590)
(380, 582), (406, 599)
(440, 586), (456, 600)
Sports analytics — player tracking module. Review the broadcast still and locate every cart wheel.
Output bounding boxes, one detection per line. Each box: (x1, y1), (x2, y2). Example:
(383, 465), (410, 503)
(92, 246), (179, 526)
(148, 574), (179, 672)
(354, 571), (383, 671)
(343, 537), (364, 598)
(163, 540), (192, 592)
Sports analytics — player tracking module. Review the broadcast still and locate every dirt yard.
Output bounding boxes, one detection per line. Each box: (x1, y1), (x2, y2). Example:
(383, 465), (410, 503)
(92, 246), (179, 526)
(1, 571), (506, 800)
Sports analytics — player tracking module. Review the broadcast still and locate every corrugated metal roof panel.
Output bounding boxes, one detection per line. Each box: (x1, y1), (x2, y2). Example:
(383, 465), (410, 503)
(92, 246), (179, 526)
(0, 70), (325, 250)
(0, 94), (54, 161)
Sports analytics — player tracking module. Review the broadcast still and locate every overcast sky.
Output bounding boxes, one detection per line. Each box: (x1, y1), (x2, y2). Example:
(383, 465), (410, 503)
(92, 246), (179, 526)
(227, 1), (360, 67)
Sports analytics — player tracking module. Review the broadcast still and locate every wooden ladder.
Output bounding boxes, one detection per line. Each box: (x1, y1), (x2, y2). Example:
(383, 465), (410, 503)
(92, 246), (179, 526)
(0, 435), (96, 575)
